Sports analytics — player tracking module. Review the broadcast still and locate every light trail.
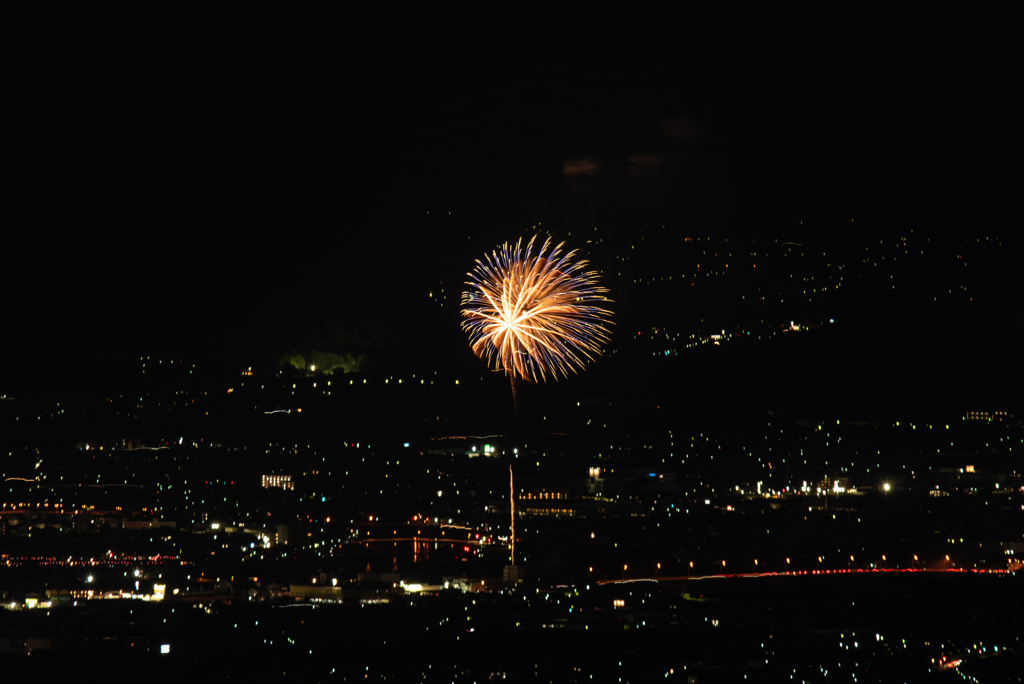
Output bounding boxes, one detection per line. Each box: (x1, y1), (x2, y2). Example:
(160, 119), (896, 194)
(342, 538), (487, 546)
(597, 567), (1010, 585)
(510, 464), (516, 566)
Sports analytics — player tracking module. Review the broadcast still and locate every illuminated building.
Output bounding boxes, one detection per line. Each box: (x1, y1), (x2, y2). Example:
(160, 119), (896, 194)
(964, 410), (1011, 423)
(289, 584), (344, 602)
(261, 475), (294, 490)
(45, 589), (71, 606)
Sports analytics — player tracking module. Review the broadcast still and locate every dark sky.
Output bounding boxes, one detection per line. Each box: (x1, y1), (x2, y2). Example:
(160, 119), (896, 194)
(4, 7), (1017, 393)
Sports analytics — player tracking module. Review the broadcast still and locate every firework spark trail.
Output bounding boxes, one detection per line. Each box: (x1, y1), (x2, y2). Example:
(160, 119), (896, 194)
(462, 236), (612, 383)
(464, 236), (610, 570)
(510, 464), (516, 566)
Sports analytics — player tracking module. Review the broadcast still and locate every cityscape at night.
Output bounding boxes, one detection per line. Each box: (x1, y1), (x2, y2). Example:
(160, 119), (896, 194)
(3, 7), (1021, 683)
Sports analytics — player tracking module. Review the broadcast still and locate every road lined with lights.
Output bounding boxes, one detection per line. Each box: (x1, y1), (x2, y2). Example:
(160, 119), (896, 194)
(598, 567), (1011, 584)
(344, 537), (488, 547)
(2, 553), (181, 567)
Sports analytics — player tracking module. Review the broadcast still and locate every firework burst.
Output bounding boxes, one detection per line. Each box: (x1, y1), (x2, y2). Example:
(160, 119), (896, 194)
(462, 236), (612, 382)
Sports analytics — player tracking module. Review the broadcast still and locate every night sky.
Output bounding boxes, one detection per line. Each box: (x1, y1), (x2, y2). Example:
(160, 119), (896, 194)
(5, 8), (1019, 408)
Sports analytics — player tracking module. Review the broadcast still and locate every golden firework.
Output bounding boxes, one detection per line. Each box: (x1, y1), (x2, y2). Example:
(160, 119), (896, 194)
(462, 236), (612, 382)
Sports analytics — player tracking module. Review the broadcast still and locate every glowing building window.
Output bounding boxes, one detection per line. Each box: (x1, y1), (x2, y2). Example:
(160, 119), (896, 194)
(262, 475), (294, 491)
